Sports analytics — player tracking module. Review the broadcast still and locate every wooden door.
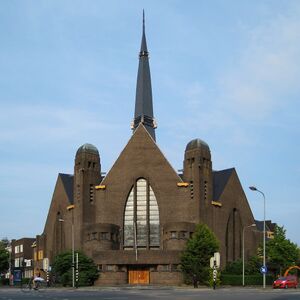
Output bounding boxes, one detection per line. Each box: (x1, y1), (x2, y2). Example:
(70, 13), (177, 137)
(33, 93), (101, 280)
(128, 269), (149, 284)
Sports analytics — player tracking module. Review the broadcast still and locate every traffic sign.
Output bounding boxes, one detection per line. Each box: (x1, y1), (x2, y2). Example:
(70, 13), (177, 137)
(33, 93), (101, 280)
(260, 265), (268, 274)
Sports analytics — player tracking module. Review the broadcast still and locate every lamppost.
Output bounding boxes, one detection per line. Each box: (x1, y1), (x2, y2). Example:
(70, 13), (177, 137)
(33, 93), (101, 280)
(249, 186), (266, 289)
(58, 204), (75, 288)
(242, 223), (256, 286)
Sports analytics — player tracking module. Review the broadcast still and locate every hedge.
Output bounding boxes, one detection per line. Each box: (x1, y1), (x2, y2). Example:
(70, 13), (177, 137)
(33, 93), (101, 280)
(221, 274), (274, 286)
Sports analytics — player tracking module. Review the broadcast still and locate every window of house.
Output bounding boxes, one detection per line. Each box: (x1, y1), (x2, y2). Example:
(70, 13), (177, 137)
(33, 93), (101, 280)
(179, 231), (189, 239)
(170, 231), (177, 239)
(124, 178), (160, 249)
(97, 265), (103, 272)
(106, 265), (114, 272)
(100, 232), (109, 240)
(19, 244), (23, 253)
(15, 258), (20, 268)
(91, 232), (97, 240)
(15, 245), (20, 254)
(159, 264), (170, 271)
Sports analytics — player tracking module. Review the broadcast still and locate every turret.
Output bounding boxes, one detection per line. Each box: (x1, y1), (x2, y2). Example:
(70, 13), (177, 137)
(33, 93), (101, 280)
(183, 138), (213, 224)
(73, 143), (101, 249)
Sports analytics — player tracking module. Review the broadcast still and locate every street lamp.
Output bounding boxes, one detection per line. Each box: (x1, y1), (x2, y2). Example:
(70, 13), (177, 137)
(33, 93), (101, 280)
(58, 204), (75, 288)
(242, 223), (256, 286)
(249, 186), (266, 289)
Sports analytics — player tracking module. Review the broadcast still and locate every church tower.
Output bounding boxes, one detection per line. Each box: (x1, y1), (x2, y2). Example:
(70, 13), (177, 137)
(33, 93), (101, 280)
(73, 143), (101, 249)
(132, 11), (157, 141)
(183, 138), (213, 226)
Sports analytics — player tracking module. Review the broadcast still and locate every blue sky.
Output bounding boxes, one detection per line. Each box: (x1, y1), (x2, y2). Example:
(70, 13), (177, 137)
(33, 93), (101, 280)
(0, 1), (299, 247)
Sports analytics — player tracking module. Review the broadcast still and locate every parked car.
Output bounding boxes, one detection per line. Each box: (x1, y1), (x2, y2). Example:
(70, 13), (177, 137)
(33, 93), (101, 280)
(273, 275), (298, 289)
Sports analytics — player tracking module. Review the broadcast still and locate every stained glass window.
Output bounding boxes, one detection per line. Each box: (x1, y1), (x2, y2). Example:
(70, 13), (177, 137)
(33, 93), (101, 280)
(124, 178), (160, 249)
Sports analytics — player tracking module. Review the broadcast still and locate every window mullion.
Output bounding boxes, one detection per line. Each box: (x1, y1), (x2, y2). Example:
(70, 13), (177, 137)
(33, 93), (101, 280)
(134, 181), (137, 248)
(146, 179), (150, 250)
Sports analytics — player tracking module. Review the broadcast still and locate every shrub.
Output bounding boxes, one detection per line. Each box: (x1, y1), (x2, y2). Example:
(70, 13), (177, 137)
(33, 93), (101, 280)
(221, 274), (274, 286)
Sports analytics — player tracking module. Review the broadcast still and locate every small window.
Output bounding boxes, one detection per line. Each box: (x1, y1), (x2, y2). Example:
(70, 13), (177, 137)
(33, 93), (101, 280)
(93, 162), (96, 169)
(89, 184), (94, 203)
(88, 161), (92, 168)
(179, 231), (189, 239)
(91, 232), (97, 240)
(15, 258), (20, 268)
(100, 232), (109, 240)
(106, 265), (114, 271)
(190, 181), (194, 199)
(204, 181), (208, 201)
(159, 264), (170, 271)
(20, 244), (23, 253)
(170, 231), (177, 239)
(77, 185), (80, 200)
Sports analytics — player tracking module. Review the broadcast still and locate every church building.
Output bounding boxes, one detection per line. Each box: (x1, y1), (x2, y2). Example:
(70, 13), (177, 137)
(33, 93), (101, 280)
(35, 15), (260, 285)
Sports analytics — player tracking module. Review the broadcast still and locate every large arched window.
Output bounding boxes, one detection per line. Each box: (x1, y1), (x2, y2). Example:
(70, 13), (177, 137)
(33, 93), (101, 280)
(124, 178), (160, 250)
(225, 208), (242, 262)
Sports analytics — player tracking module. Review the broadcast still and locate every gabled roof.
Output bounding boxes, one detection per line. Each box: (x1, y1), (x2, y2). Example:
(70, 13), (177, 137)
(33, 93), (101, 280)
(255, 220), (273, 232)
(213, 168), (235, 201)
(58, 173), (74, 204)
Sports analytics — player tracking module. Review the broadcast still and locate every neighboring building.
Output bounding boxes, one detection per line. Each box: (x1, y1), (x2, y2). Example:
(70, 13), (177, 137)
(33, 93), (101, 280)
(36, 16), (262, 285)
(255, 220), (277, 240)
(11, 238), (35, 279)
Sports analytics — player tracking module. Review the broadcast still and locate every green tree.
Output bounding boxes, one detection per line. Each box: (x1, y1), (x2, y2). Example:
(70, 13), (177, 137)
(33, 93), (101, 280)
(52, 251), (99, 286)
(0, 239), (9, 274)
(180, 223), (219, 285)
(266, 225), (299, 275)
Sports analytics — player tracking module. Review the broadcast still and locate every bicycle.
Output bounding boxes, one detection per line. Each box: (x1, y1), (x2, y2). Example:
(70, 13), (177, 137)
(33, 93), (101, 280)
(21, 279), (48, 292)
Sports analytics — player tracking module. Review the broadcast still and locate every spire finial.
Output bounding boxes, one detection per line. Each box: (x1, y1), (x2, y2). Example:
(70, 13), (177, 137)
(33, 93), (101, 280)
(143, 9), (145, 33)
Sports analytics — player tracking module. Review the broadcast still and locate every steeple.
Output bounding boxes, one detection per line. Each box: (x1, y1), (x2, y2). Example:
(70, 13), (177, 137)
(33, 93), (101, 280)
(132, 11), (157, 141)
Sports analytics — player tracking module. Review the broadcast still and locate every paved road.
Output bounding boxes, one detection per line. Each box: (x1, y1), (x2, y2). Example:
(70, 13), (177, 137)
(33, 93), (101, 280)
(0, 287), (300, 300)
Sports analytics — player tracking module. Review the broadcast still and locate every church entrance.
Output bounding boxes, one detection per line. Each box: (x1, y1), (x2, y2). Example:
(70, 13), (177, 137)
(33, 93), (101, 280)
(128, 266), (150, 284)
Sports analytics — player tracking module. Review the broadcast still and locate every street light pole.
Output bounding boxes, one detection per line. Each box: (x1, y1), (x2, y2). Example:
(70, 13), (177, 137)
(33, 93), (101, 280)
(249, 186), (266, 289)
(59, 204), (75, 289)
(242, 224), (256, 287)
(71, 210), (75, 289)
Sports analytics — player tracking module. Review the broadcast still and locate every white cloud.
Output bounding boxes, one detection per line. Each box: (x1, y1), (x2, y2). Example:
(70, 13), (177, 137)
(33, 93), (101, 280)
(220, 4), (300, 119)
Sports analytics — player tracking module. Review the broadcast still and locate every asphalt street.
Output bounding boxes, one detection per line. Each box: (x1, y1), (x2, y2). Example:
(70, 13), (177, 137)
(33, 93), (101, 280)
(0, 287), (300, 300)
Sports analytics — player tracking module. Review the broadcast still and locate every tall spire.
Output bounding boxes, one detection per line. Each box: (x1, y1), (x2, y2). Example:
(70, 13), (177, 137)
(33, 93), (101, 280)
(132, 10), (157, 141)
